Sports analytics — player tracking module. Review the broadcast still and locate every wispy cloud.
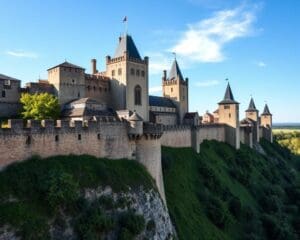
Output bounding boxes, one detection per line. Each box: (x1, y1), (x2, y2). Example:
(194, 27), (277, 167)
(6, 50), (38, 58)
(170, 4), (259, 63)
(149, 86), (162, 93)
(256, 61), (266, 67)
(195, 80), (220, 87)
(147, 52), (172, 75)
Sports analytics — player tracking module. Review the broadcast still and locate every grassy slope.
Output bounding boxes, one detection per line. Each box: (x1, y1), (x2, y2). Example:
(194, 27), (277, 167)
(163, 140), (300, 240)
(0, 155), (155, 239)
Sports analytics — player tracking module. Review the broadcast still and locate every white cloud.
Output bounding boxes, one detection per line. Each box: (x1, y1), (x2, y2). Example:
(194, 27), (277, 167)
(256, 61), (266, 67)
(195, 80), (220, 87)
(170, 5), (258, 62)
(6, 50), (38, 58)
(149, 86), (162, 93)
(147, 52), (172, 75)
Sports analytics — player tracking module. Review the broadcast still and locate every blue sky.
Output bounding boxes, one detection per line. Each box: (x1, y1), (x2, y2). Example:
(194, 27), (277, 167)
(0, 0), (299, 123)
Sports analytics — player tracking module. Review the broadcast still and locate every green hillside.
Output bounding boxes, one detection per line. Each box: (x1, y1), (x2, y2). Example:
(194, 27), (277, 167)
(162, 140), (300, 240)
(0, 155), (155, 239)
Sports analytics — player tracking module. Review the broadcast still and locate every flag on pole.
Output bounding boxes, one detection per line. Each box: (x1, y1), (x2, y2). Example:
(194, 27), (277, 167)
(123, 16), (127, 22)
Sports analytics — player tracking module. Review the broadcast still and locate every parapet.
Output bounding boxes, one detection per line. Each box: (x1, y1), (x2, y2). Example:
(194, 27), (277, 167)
(0, 118), (125, 135)
(163, 125), (192, 131)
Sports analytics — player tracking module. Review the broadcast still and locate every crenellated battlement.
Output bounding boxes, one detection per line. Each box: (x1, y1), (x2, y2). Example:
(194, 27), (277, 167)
(163, 124), (192, 131)
(0, 119), (126, 135)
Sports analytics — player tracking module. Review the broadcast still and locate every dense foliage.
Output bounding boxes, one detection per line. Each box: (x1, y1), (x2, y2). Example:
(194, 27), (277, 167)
(163, 140), (300, 240)
(0, 155), (154, 239)
(20, 93), (60, 120)
(274, 130), (300, 155)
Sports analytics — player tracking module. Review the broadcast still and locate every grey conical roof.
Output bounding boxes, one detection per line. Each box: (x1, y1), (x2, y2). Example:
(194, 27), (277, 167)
(114, 34), (142, 60)
(168, 59), (184, 81)
(218, 83), (239, 104)
(261, 104), (272, 115)
(246, 98), (258, 112)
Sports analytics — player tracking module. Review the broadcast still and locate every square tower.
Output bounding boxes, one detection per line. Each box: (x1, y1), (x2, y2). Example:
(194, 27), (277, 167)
(106, 35), (149, 121)
(48, 62), (85, 105)
(162, 60), (188, 124)
(218, 83), (240, 149)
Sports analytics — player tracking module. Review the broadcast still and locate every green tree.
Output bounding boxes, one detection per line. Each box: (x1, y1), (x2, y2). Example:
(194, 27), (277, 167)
(20, 93), (60, 120)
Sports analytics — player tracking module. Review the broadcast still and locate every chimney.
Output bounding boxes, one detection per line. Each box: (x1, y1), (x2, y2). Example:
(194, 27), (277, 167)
(91, 59), (97, 74)
(163, 70), (167, 80)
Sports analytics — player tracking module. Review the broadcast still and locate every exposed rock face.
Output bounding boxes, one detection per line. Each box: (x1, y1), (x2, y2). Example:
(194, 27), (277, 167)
(82, 186), (175, 240)
(0, 186), (175, 240)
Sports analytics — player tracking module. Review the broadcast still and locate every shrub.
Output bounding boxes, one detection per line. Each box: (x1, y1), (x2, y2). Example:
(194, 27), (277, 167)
(206, 197), (229, 229)
(228, 197), (242, 219)
(259, 195), (280, 214)
(76, 207), (114, 238)
(119, 211), (145, 235)
(146, 219), (156, 232)
(45, 170), (79, 210)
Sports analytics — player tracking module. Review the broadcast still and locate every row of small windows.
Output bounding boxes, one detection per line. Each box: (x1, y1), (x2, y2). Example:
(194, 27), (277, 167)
(130, 68), (145, 77)
(87, 86), (108, 92)
(111, 68), (145, 77)
(111, 69), (122, 76)
(25, 133), (102, 145)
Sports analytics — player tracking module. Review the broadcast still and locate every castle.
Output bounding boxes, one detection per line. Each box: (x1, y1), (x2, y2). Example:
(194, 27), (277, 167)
(0, 34), (273, 201)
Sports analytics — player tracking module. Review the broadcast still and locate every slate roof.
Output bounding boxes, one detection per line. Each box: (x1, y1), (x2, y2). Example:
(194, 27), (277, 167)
(184, 112), (198, 119)
(149, 95), (176, 108)
(129, 111), (143, 121)
(261, 104), (272, 115)
(62, 108), (114, 118)
(168, 60), (184, 81)
(0, 73), (21, 82)
(114, 35), (142, 60)
(240, 117), (256, 125)
(47, 61), (85, 71)
(246, 98), (258, 112)
(66, 97), (100, 105)
(218, 83), (239, 104)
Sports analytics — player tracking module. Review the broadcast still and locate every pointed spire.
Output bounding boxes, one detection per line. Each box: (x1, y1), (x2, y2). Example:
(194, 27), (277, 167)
(246, 98), (258, 112)
(262, 104), (272, 115)
(168, 59), (184, 81)
(114, 34), (142, 60)
(219, 82), (239, 104)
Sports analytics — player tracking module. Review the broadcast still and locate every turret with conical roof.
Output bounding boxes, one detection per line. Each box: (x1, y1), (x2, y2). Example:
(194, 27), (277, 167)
(245, 97), (259, 143)
(260, 103), (273, 142)
(162, 59), (189, 124)
(260, 104), (272, 127)
(218, 82), (240, 149)
(106, 34), (149, 121)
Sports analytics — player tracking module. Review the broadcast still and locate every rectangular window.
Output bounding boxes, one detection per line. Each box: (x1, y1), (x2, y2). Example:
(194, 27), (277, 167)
(136, 69), (140, 76)
(4, 80), (10, 85)
(112, 70), (115, 76)
(141, 71), (145, 77)
(224, 105), (230, 109)
(78, 134), (81, 140)
(131, 68), (135, 75)
(118, 68), (122, 75)
(2, 90), (5, 98)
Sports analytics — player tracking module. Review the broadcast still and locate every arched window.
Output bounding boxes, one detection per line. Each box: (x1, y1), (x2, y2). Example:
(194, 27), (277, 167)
(134, 85), (142, 105)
